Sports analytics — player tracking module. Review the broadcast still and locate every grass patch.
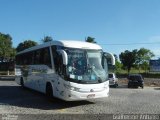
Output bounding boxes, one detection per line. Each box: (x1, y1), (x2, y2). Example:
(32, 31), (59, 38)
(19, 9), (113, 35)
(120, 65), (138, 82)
(115, 69), (160, 78)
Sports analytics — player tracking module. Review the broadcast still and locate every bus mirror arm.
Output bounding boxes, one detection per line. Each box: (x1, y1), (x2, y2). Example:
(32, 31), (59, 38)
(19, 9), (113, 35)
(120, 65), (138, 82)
(103, 52), (115, 65)
(57, 50), (68, 65)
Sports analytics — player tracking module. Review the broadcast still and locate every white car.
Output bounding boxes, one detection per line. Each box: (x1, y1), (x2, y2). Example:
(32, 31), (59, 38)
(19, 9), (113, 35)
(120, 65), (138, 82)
(108, 73), (118, 87)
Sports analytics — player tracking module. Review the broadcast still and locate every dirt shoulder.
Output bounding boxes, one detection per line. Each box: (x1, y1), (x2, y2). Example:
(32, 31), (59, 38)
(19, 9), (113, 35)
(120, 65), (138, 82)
(118, 78), (160, 87)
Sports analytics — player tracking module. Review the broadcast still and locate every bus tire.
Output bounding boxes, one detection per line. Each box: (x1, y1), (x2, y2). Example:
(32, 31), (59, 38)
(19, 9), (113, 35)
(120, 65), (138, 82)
(46, 83), (53, 100)
(20, 77), (24, 88)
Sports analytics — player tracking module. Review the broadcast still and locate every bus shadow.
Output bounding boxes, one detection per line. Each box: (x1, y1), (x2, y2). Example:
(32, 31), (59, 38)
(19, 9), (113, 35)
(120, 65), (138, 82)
(0, 86), (94, 110)
(154, 87), (160, 90)
(110, 84), (128, 89)
(110, 84), (143, 89)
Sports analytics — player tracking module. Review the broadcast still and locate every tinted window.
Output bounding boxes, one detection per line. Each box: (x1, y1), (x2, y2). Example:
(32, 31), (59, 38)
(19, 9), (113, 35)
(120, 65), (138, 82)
(34, 49), (41, 64)
(129, 75), (143, 81)
(16, 51), (34, 65)
(41, 47), (51, 67)
(52, 46), (58, 72)
(16, 47), (51, 68)
(109, 74), (113, 78)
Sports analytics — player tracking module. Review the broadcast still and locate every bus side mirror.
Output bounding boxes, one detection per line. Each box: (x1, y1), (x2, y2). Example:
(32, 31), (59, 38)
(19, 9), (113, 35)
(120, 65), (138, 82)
(57, 50), (68, 65)
(103, 52), (115, 65)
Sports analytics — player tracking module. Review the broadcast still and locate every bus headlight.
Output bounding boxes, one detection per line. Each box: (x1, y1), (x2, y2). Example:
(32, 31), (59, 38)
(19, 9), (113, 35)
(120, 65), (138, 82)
(63, 84), (80, 92)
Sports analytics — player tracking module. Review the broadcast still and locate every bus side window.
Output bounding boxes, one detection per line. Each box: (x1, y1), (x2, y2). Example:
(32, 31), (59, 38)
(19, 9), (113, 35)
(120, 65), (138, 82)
(52, 46), (59, 72)
(34, 50), (41, 65)
(23, 53), (28, 65)
(16, 55), (21, 65)
(42, 47), (51, 68)
(51, 46), (65, 76)
(19, 54), (24, 65)
(24, 52), (34, 65)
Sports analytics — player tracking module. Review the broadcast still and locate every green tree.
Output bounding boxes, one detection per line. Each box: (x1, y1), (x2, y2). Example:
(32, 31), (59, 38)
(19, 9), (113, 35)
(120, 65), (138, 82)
(16, 40), (38, 52)
(0, 33), (15, 62)
(115, 61), (123, 71)
(114, 54), (118, 61)
(41, 36), (53, 43)
(119, 50), (137, 74)
(85, 36), (96, 43)
(141, 61), (149, 73)
(113, 54), (122, 71)
(0, 33), (16, 75)
(136, 48), (155, 72)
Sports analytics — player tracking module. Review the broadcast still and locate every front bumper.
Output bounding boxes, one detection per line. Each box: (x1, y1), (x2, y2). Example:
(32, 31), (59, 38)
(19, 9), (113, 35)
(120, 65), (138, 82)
(128, 81), (143, 87)
(62, 87), (109, 101)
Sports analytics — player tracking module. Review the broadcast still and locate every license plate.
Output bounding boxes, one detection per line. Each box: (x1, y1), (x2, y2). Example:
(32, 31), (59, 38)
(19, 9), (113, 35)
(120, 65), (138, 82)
(87, 94), (95, 98)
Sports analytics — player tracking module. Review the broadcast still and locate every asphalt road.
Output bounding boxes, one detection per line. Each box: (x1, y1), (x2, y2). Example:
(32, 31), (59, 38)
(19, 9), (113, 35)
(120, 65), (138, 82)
(0, 80), (160, 120)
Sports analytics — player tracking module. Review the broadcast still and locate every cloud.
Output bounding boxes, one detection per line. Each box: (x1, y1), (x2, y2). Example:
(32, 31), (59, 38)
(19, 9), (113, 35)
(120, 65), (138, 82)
(151, 48), (160, 59)
(149, 36), (160, 42)
(147, 36), (160, 59)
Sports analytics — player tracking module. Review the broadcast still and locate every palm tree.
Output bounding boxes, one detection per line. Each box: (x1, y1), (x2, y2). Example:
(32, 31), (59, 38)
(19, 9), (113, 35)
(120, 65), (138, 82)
(85, 36), (96, 43)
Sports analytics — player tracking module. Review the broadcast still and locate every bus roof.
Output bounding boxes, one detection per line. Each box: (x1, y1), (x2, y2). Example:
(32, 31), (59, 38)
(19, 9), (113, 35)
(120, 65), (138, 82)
(16, 40), (102, 55)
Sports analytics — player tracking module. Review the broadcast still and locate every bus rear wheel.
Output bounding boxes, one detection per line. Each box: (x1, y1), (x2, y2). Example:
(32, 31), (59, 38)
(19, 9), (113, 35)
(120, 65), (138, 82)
(46, 83), (53, 100)
(20, 77), (24, 88)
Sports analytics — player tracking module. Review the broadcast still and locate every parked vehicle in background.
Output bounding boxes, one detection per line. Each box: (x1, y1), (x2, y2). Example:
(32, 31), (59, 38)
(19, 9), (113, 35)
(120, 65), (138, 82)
(127, 74), (144, 88)
(109, 73), (118, 87)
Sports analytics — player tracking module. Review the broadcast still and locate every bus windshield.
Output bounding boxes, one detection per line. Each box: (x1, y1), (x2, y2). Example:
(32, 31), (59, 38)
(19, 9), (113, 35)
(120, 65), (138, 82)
(65, 48), (108, 84)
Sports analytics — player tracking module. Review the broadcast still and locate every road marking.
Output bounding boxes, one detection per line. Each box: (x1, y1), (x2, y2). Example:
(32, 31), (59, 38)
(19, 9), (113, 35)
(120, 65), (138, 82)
(56, 108), (84, 114)
(0, 105), (9, 114)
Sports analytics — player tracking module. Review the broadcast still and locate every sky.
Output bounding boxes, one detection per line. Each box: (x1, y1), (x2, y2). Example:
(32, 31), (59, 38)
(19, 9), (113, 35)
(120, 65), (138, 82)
(0, 0), (160, 59)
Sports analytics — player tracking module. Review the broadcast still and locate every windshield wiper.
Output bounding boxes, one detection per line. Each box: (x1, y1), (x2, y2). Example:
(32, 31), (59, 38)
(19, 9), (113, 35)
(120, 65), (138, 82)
(98, 79), (102, 83)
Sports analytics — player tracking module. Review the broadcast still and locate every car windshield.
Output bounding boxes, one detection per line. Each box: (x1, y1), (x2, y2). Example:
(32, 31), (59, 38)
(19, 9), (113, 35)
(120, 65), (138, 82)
(109, 74), (113, 78)
(64, 48), (108, 84)
(129, 75), (142, 81)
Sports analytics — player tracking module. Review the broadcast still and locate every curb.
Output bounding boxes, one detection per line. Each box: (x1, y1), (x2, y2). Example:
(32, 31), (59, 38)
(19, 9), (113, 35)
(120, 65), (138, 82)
(0, 76), (15, 81)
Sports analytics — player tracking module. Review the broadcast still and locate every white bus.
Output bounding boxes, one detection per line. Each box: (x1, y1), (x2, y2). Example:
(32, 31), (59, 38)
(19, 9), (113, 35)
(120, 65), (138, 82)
(15, 40), (115, 101)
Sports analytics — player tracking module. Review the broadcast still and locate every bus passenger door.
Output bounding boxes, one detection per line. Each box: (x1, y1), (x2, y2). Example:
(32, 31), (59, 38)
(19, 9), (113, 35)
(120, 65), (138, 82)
(37, 66), (55, 93)
(26, 65), (38, 89)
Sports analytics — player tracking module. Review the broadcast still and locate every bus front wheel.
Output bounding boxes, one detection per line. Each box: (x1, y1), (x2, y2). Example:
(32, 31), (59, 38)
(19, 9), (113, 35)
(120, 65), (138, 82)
(20, 77), (24, 88)
(46, 83), (53, 100)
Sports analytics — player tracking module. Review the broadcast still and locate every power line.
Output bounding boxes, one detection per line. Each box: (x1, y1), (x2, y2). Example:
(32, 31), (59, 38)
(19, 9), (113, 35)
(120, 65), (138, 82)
(99, 42), (160, 46)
